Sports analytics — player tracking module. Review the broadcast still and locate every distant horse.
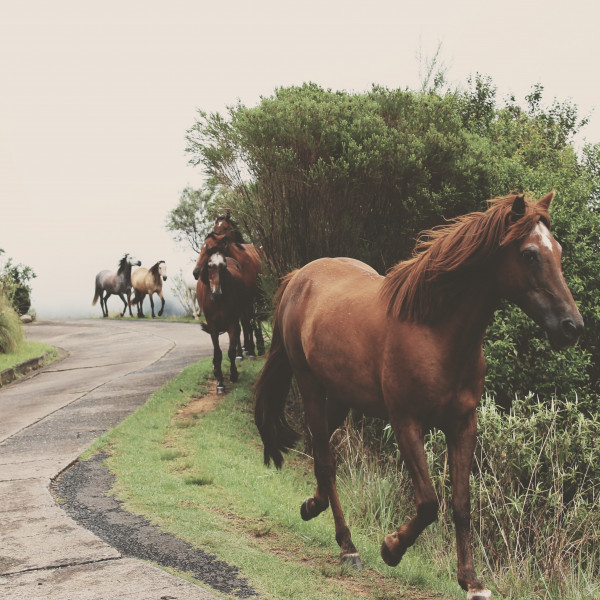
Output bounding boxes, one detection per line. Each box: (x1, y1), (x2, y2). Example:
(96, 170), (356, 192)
(130, 261), (167, 318)
(183, 270), (200, 318)
(194, 232), (265, 356)
(196, 246), (246, 393)
(92, 253), (141, 317)
(254, 192), (583, 600)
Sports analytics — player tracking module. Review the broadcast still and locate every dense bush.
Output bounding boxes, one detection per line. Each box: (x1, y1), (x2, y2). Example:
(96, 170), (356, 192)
(184, 78), (600, 413)
(0, 250), (36, 316)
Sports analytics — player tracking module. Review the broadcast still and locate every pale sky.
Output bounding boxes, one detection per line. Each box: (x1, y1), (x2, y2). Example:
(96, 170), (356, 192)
(1, 0), (599, 317)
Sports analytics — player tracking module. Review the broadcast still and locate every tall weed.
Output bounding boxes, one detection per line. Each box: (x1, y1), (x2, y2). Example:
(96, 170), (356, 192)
(0, 292), (23, 353)
(332, 396), (600, 599)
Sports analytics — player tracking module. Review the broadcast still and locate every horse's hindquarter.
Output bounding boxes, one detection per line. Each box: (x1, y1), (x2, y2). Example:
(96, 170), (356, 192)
(279, 258), (388, 416)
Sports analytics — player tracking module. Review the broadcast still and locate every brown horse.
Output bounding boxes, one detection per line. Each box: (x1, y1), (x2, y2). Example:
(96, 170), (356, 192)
(194, 232), (265, 356)
(196, 246), (245, 393)
(130, 261), (167, 318)
(254, 192), (583, 600)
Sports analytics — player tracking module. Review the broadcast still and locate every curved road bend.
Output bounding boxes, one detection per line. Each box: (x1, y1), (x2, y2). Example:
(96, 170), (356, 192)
(0, 318), (222, 600)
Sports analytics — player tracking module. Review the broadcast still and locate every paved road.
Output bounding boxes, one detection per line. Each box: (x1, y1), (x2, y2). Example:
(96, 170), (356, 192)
(0, 318), (222, 600)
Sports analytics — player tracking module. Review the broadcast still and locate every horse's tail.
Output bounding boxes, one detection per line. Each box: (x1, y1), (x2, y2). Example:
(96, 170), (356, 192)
(92, 279), (100, 306)
(254, 272), (300, 469)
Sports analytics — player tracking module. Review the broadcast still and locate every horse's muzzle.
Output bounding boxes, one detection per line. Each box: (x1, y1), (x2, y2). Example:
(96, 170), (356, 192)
(548, 316), (584, 349)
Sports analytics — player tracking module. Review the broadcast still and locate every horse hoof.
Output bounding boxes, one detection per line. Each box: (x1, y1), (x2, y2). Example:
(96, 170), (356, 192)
(235, 356), (243, 363)
(247, 355), (256, 361)
(216, 385), (225, 394)
(467, 590), (492, 600)
(380, 534), (404, 567)
(341, 552), (363, 571)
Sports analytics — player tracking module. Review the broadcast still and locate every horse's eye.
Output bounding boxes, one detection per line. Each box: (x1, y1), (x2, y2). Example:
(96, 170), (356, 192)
(521, 248), (539, 265)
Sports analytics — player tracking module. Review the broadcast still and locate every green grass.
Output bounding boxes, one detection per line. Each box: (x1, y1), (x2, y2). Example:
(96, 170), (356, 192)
(89, 357), (455, 600)
(0, 340), (57, 372)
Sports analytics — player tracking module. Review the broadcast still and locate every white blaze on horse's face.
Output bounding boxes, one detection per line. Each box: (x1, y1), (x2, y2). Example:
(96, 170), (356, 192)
(533, 221), (559, 254)
(127, 254), (141, 267)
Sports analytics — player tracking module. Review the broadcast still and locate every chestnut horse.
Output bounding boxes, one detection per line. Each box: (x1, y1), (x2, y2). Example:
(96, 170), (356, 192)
(194, 232), (265, 356)
(254, 193), (583, 600)
(196, 246), (245, 392)
(92, 253), (141, 317)
(130, 261), (168, 318)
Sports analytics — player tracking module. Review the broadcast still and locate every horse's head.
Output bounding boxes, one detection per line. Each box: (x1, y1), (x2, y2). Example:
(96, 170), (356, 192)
(126, 254), (142, 267)
(496, 192), (583, 349)
(204, 248), (228, 301)
(193, 232), (229, 280)
(214, 211), (234, 236)
(157, 260), (167, 281)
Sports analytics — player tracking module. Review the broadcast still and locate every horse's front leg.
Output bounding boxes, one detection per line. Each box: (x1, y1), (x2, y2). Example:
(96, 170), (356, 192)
(447, 409), (492, 600)
(118, 293), (128, 317)
(149, 294), (156, 318)
(157, 292), (165, 317)
(381, 418), (439, 567)
(227, 321), (241, 383)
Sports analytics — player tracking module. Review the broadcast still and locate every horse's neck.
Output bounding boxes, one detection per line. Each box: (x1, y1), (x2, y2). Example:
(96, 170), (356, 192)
(436, 281), (498, 359)
(118, 264), (133, 284)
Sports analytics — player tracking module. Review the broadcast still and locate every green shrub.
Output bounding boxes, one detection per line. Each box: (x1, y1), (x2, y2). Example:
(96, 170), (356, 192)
(0, 293), (24, 354)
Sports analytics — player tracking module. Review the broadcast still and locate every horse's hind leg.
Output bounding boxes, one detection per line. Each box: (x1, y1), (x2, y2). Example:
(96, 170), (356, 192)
(101, 293), (110, 317)
(254, 317), (265, 356)
(209, 330), (225, 393)
(297, 373), (360, 567)
(227, 321), (241, 383)
(240, 309), (255, 358)
(381, 418), (439, 568)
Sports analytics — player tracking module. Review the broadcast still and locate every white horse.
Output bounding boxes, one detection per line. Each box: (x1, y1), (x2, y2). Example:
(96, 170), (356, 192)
(183, 270), (200, 318)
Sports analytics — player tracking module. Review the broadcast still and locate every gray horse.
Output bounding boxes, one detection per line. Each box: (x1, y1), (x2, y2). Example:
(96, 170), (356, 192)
(92, 253), (141, 317)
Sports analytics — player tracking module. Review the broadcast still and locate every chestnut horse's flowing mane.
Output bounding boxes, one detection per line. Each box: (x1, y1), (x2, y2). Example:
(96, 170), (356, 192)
(380, 194), (552, 323)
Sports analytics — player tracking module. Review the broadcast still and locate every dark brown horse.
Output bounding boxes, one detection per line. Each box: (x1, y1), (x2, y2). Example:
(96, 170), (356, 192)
(194, 232), (265, 356)
(254, 192), (583, 600)
(196, 246), (246, 393)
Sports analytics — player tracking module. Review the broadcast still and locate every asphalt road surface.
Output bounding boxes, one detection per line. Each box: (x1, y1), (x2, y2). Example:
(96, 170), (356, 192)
(0, 318), (232, 600)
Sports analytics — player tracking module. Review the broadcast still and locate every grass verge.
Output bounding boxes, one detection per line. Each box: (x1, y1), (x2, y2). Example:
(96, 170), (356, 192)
(0, 340), (57, 372)
(88, 356), (458, 600)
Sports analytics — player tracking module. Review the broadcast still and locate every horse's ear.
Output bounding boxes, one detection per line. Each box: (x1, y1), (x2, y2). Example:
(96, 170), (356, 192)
(537, 190), (555, 211)
(510, 194), (526, 221)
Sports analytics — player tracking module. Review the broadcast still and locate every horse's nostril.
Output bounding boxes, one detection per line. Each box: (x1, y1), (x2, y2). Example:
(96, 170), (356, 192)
(561, 318), (581, 339)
